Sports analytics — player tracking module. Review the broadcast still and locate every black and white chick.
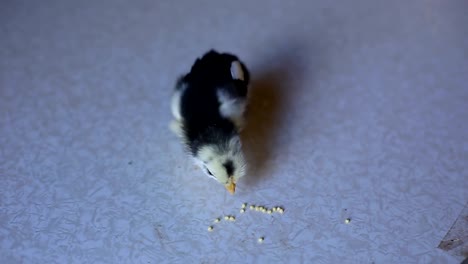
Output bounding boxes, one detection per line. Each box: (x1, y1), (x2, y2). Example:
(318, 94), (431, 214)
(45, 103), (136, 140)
(170, 50), (250, 194)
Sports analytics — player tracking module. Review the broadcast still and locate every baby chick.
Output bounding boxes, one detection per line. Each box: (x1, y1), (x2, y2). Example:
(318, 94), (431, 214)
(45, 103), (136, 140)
(170, 50), (250, 194)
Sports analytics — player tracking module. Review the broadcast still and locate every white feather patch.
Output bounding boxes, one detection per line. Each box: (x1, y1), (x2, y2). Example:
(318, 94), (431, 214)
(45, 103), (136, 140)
(171, 82), (187, 121)
(216, 90), (247, 130)
(230, 60), (244, 81)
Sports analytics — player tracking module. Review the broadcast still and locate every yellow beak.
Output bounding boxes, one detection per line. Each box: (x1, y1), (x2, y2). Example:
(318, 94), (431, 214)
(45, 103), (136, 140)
(225, 181), (236, 194)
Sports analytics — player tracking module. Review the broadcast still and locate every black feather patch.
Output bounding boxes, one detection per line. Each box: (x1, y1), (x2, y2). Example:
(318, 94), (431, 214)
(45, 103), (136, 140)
(177, 50), (250, 155)
(223, 160), (235, 176)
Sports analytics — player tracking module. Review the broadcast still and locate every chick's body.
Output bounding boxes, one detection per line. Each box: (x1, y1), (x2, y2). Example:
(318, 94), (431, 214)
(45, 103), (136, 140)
(171, 50), (250, 194)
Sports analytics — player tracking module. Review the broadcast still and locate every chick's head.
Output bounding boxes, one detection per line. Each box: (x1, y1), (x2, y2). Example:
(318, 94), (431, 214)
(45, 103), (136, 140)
(195, 136), (246, 194)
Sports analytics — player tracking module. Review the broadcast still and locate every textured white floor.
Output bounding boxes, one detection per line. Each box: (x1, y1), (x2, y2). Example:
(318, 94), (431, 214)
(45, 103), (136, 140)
(1, 0), (467, 263)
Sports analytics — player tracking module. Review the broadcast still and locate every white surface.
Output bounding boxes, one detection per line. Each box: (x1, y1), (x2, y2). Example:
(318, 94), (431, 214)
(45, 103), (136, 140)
(1, 0), (467, 263)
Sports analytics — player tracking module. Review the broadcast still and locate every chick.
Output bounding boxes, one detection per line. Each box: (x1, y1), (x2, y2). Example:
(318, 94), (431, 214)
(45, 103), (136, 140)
(170, 50), (250, 194)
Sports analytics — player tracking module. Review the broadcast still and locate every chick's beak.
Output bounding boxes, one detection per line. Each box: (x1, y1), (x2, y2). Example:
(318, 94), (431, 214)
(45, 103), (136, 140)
(225, 180), (236, 195)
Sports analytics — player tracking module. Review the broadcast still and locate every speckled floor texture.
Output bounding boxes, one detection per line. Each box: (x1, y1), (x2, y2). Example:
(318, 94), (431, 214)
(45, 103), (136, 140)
(1, 0), (467, 263)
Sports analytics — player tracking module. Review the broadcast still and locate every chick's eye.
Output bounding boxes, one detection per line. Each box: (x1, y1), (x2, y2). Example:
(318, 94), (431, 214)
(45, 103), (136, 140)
(204, 166), (213, 176)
